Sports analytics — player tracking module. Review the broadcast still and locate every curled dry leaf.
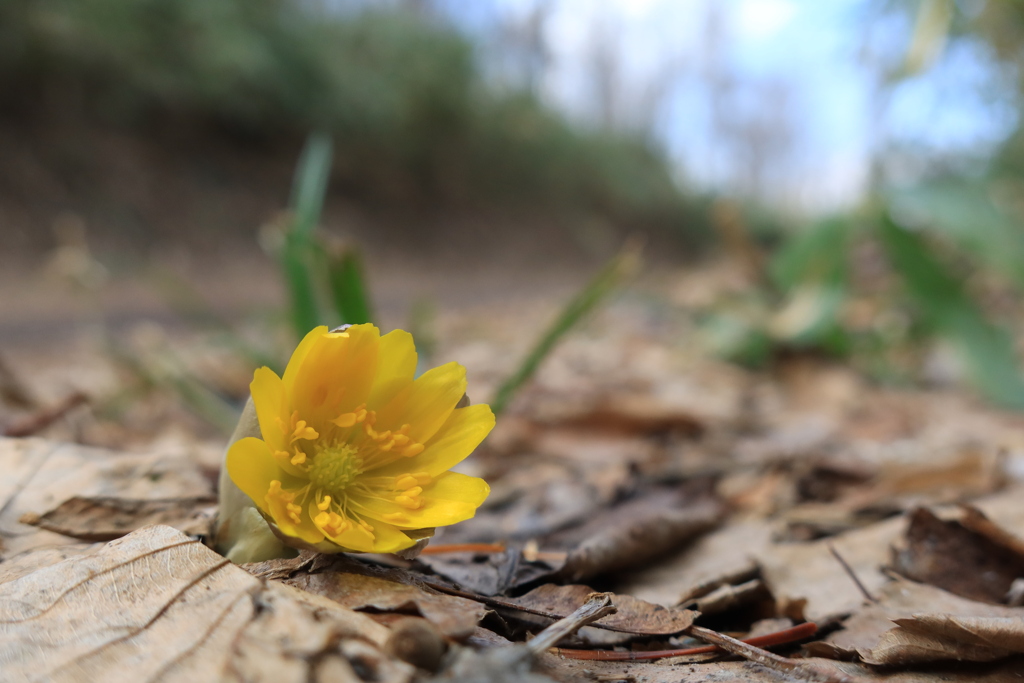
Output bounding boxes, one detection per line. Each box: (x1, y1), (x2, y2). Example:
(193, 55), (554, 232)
(540, 393), (706, 438)
(810, 577), (1024, 666)
(20, 495), (216, 542)
(0, 437), (211, 559)
(757, 515), (905, 621)
(892, 507), (1024, 604)
(0, 525), (413, 683)
(540, 654), (1024, 683)
(419, 483), (724, 593)
(507, 583), (696, 636)
(285, 566), (488, 639)
(617, 519), (772, 608)
(863, 614), (1024, 666)
(550, 486), (725, 582)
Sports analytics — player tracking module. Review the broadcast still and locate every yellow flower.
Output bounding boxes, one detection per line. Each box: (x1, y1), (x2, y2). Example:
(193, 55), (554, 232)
(226, 324), (494, 554)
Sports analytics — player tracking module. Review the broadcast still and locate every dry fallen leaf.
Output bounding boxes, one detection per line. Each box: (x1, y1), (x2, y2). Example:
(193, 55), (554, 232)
(507, 583), (696, 636)
(0, 524), (413, 683)
(286, 569), (488, 640)
(891, 507), (1024, 604)
(549, 486), (725, 582)
(0, 437), (211, 558)
(757, 515), (905, 621)
(813, 578), (1019, 655)
(20, 495), (216, 542)
(540, 655), (1024, 683)
(863, 614), (1024, 666)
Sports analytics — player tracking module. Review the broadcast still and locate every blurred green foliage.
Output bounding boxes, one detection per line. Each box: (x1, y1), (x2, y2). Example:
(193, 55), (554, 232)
(277, 132), (376, 339)
(703, 1), (1024, 409)
(707, 203), (1024, 409)
(0, 0), (704, 241)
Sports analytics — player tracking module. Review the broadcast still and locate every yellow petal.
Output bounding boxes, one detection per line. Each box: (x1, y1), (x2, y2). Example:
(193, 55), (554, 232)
(289, 323), (381, 430)
(366, 329), (418, 410)
(266, 491), (323, 546)
(226, 437), (287, 516)
(367, 404), (495, 477)
(282, 325), (329, 395)
(349, 471), (489, 530)
(374, 362), (467, 444)
(250, 366), (289, 453)
(310, 509), (416, 554)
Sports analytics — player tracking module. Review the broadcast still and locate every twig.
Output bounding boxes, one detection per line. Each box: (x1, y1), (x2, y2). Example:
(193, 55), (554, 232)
(550, 622), (818, 661)
(526, 593), (617, 655)
(827, 542), (877, 603)
(4, 391), (88, 437)
(687, 625), (860, 683)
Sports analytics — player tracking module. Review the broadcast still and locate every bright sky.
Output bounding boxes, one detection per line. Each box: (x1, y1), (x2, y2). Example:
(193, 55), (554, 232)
(443, 0), (1016, 213)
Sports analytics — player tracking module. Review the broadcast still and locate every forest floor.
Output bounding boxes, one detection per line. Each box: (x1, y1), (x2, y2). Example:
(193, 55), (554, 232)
(2, 250), (1024, 682)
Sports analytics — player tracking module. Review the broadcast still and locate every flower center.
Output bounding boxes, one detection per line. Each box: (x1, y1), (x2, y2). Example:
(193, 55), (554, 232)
(308, 444), (362, 496)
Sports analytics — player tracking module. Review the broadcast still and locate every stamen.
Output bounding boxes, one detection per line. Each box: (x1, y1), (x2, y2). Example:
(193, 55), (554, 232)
(395, 495), (422, 509)
(400, 443), (425, 457)
(333, 403), (368, 428)
(382, 512), (408, 523)
(285, 411), (319, 442)
(394, 475), (419, 490)
(317, 495), (332, 511)
(315, 510), (351, 537)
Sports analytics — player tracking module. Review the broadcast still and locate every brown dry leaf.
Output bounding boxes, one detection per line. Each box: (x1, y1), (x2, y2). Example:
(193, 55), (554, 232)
(420, 483), (723, 593)
(0, 437), (211, 558)
(812, 577), (1024, 659)
(0, 524), (413, 683)
(0, 544), (100, 584)
(760, 489), (1024, 623)
(841, 448), (1005, 513)
(550, 486), (725, 582)
(863, 615), (1024, 666)
(892, 507), (1024, 604)
(507, 584), (696, 635)
(540, 655), (1024, 683)
(757, 515), (906, 621)
(617, 519), (772, 607)
(20, 495), (216, 542)
(539, 393), (706, 437)
(286, 567), (488, 639)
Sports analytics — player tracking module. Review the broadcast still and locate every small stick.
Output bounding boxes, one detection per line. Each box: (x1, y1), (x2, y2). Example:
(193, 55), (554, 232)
(550, 622), (818, 661)
(419, 543), (507, 555)
(688, 625), (861, 683)
(4, 392), (88, 437)
(827, 542), (877, 603)
(526, 593), (617, 655)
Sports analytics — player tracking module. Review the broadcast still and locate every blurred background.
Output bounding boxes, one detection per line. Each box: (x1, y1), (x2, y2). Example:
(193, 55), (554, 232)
(4, 0), (1024, 451)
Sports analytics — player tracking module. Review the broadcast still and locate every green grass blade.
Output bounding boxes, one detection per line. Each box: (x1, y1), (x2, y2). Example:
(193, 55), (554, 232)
(491, 244), (641, 416)
(290, 132), (334, 237)
(325, 243), (374, 325)
(281, 232), (321, 337)
(879, 213), (1024, 409)
(282, 132), (334, 338)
